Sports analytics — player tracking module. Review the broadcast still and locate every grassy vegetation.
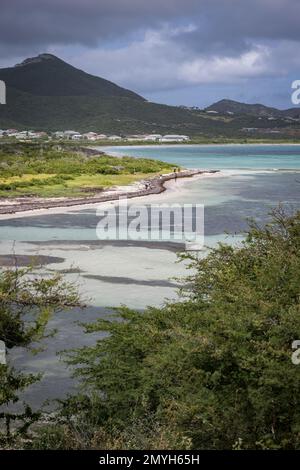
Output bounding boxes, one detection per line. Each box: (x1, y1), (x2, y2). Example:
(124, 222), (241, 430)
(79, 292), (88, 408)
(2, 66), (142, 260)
(0, 143), (174, 198)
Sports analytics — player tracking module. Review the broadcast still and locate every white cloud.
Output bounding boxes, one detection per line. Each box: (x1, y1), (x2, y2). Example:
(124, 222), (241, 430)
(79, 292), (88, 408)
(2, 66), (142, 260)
(50, 28), (300, 96)
(179, 46), (271, 84)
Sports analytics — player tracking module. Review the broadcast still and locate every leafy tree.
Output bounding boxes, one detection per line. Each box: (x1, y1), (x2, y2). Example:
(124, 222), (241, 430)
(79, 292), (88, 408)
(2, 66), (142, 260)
(0, 266), (81, 443)
(61, 209), (300, 450)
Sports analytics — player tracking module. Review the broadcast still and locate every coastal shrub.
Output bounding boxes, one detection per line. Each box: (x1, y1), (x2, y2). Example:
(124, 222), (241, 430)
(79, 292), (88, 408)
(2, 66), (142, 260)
(0, 267), (81, 445)
(0, 143), (174, 179)
(0, 175), (74, 191)
(0, 142), (174, 197)
(29, 415), (192, 450)
(60, 209), (300, 450)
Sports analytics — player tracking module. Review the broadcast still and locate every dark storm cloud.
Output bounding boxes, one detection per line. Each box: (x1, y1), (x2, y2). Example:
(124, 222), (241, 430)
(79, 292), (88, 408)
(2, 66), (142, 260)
(0, 0), (200, 56)
(1, 0), (300, 108)
(1, 0), (300, 59)
(168, 0), (300, 57)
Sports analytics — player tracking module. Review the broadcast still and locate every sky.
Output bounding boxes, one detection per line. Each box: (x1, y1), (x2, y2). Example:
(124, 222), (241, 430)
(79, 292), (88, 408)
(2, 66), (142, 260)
(0, 0), (300, 109)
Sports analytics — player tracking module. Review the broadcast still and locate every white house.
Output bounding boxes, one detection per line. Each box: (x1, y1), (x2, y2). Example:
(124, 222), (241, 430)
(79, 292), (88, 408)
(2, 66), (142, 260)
(28, 131), (48, 139)
(71, 133), (83, 140)
(82, 132), (98, 141)
(160, 134), (190, 143)
(53, 131), (64, 139)
(144, 134), (162, 141)
(97, 134), (108, 140)
(14, 131), (30, 140)
(126, 134), (147, 141)
(63, 130), (80, 139)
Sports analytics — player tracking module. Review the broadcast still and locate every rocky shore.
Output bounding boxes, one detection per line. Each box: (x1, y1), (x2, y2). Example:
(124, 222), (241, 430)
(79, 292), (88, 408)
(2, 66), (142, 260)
(0, 169), (218, 215)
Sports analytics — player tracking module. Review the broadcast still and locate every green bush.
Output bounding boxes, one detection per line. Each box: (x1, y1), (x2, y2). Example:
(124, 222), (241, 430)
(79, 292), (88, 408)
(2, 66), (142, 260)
(0, 143), (173, 179)
(0, 175), (74, 191)
(62, 209), (300, 450)
(0, 267), (81, 445)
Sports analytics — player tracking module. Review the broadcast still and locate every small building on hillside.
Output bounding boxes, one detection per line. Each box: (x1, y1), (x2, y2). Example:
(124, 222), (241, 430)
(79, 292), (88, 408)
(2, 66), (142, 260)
(71, 133), (83, 140)
(126, 134), (147, 141)
(82, 132), (98, 141)
(63, 130), (80, 139)
(144, 134), (162, 141)
(53, 131), (64, 139)
(160, 134), (190, 143)
(97, 134), (108, 140)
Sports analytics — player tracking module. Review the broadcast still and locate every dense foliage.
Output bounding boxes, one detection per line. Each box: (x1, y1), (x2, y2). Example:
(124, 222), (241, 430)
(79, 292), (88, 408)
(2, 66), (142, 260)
(43, 209), (300, 450)
(0, 143), (173, 197)
(0, 266), (81, 443)
(2, 210), (300, 450)
(0, 143), (173, 178)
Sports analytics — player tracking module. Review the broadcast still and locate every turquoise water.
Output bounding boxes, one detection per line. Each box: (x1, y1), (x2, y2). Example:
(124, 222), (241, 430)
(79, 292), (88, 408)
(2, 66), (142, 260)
(102, 144), (300, 170)
(2, 144), (300, 406)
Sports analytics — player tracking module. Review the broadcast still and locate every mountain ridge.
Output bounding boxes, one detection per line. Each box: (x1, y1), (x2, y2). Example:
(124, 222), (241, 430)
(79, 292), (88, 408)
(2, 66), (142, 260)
(0, 53), (144, 100)
(0, 54), (300, 137)
(206, 98), (300, 118)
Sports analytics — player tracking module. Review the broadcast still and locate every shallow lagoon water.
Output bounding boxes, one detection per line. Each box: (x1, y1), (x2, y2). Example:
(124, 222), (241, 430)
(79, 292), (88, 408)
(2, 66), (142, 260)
(1, 145), (300, 406)
(102, 144), (300, 170)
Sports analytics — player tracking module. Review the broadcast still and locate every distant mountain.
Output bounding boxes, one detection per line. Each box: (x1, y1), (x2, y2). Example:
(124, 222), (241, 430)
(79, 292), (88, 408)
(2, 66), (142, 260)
(0, 54), (300, 137)
(0, 53), (220, 134)
(205, 99), (280, 117)
(0, 54), (144, 100)
(206, 98), (300, 119)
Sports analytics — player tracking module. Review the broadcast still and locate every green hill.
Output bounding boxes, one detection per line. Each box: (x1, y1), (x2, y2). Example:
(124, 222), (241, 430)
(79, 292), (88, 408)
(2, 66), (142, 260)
(0, 54), (144, 100)
(206, 98), (300, 119)
(206, 99), (280, 117)
(0, 54), (300, 138)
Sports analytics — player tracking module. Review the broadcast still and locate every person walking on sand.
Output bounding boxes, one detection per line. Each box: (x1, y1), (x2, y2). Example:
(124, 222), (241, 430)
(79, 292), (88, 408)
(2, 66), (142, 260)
(174, 167), (178, 182)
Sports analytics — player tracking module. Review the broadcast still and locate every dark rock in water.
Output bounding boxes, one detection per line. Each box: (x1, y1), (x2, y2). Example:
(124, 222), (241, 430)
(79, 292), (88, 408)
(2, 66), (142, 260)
(0, 254), (65, 267)
(84, 274), (179, 288)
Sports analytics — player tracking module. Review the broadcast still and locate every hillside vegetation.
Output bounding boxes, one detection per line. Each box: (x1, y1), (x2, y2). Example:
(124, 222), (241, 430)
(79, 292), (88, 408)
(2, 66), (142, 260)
(1, 54), (300, 139)
(0, 143), (174, 197)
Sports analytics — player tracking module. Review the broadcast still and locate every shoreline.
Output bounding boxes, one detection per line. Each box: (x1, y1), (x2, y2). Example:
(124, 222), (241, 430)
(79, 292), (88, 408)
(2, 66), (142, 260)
(99, 143), (300, 153)
(0, 169), (218, 219)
